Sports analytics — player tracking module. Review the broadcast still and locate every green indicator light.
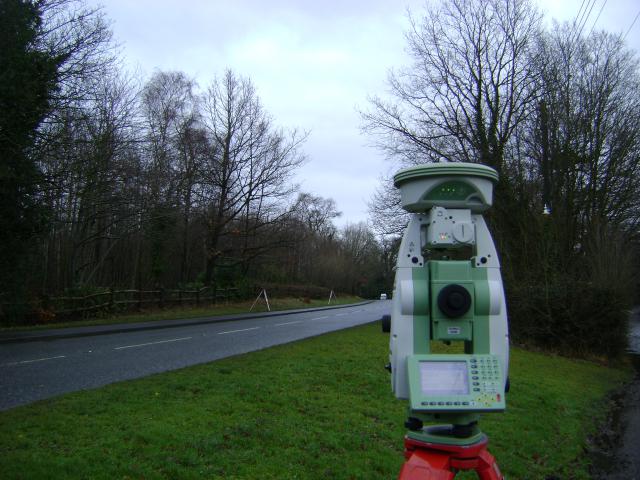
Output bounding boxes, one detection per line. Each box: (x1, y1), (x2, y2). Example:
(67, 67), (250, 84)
(425, 181), (475, 202)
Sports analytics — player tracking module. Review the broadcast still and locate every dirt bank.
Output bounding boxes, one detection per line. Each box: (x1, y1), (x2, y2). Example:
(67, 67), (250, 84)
(590, 307), (640, 479)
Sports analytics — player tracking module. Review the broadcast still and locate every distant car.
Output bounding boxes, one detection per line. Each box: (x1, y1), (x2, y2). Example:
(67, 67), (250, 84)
(380, 293), (387, 300)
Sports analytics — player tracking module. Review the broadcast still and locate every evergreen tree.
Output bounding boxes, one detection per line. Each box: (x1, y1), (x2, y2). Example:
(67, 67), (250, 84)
(0, 0), (59, 298)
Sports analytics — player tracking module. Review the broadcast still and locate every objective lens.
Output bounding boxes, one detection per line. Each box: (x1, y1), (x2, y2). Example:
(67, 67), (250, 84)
(437, 284), (471, 318)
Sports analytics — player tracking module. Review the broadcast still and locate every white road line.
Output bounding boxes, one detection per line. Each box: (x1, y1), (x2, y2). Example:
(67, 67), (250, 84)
(336, 313), (348, 316)
(311, 316), (329, 321)
(217, 327), (260, 335)
(2, 355), (66, 366)
(114, 337), (192, 350)
(274, 321), (303, 326)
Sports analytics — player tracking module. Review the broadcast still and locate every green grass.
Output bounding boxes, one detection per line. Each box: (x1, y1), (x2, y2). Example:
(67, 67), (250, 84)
(0, 296), (363, 332)
(0, 322), (631, 479)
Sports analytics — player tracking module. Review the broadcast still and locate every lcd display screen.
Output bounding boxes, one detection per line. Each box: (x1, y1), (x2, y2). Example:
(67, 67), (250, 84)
(419, 361), (469, 396)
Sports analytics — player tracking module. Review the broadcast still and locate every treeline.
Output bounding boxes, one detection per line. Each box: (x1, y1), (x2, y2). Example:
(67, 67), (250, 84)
(363, 0), (640, 356)
(1, 0), (390, 322)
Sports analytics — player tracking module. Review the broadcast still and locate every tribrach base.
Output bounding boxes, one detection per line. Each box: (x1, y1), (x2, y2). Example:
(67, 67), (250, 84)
(398, 435), (504, 480)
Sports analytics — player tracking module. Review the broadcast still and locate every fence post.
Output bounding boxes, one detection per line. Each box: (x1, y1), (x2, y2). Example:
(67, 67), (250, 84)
(138, 288), (142, 311)
(196, 288), (200, 307)
(158, 288), (164, 308)
(109, 287), (115, 312)
(178, 289), (182, 306)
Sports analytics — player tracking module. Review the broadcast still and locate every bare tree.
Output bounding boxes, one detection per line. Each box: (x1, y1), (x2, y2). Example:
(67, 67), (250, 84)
(200, 70), (306, 283)
(140, 71), (202, 284)
(39, 69), (141, 290)
(76, 72), (140, 286)
(339, 222), (380, 294)
(292, 192), (341, 239)
(362, 0), (541, 174)
(529, 25), (640, 282)
(367, 173), (406, 237)
(36, 0), (116, 116)
(285, 192), (342, 282)
(141, 72), (198, 203)
(175, 121), (208, 282)
(362, 0), (544, 265)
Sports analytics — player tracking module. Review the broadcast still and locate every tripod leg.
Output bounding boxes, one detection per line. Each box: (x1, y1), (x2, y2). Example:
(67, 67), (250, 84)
(475, 448), (504, 480)
(398, 449), (456, 480)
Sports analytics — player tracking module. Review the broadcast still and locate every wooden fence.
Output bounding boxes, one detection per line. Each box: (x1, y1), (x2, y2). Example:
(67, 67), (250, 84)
(0, 283), (339, 324)
(3, 286), (239, 321)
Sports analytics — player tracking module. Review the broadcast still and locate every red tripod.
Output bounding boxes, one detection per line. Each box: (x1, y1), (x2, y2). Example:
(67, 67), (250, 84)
(398, 435), (504, 480)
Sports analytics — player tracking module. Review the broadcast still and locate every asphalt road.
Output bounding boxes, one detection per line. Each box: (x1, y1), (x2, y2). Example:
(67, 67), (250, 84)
(0, 301), (390, 411)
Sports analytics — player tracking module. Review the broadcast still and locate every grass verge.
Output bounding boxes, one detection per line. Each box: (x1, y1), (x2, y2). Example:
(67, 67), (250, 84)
(0, 322), (631, 479)
(0, 296), (363, 332)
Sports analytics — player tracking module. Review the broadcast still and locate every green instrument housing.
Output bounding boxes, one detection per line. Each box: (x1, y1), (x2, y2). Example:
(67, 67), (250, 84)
(430, 261), (474, 341)
(412, 260), (492, 353)
(393, 163), (498, 213)
(389, 162), (509, 447)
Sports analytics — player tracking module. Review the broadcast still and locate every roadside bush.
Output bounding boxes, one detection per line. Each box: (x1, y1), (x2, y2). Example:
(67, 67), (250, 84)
(254, 282), (333, 300)
(507, 279), (629, 358)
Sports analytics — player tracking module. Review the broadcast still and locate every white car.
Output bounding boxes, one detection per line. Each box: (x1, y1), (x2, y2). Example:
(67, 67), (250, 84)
(380, 293), (387, 300)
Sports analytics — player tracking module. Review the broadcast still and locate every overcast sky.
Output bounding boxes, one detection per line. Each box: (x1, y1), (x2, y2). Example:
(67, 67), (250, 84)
(87, 0), (640, 228)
